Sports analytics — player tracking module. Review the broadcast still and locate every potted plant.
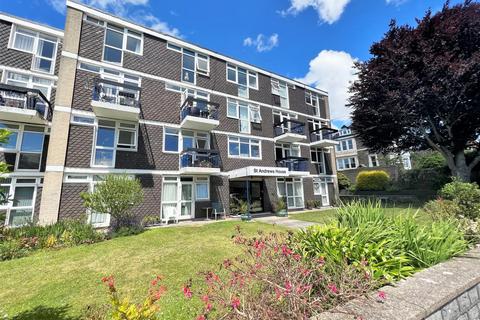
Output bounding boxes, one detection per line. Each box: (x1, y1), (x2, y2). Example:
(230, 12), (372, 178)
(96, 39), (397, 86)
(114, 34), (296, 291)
(238, 200), (252, 221)
(274, 197), (288, 217)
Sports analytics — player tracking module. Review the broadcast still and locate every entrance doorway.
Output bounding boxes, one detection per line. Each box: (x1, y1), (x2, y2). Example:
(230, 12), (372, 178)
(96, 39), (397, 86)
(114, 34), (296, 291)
(229, 180), (264, 213)
(180, 182), (194, 219)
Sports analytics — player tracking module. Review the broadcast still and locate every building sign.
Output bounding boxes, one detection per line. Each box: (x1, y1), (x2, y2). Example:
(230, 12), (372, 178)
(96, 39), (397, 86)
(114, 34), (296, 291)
(228, 166), (289, 179)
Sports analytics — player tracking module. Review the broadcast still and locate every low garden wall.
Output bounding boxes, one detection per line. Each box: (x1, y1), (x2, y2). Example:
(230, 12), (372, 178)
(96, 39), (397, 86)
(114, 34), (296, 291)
(315, 246), (480, 320)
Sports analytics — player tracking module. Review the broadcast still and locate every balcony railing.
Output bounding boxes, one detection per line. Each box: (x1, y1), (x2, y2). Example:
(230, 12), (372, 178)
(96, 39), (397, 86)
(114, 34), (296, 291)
(0, 83), (52, 120)
(273, 119), (306, 137)
(92, 79), (141, 108)
(310, 127), (338, 142)
(180, 148), (220, 169)
(276, 156), (309, 172)
(180, 97), (219, 122)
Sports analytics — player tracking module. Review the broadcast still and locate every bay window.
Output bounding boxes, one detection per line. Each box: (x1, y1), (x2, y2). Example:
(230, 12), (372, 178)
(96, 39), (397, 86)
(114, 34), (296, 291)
(228, 136), (261, 159)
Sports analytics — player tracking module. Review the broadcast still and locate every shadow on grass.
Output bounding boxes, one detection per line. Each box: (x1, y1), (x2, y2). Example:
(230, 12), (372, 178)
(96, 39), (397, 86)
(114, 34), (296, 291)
(11, 305), (80, 320)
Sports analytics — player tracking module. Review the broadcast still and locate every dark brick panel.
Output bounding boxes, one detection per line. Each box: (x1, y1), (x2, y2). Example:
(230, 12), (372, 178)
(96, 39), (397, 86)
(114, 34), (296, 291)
(65, 125), (93, 167)
(33, 186), (42, 223)
(211, 175), (230, 215)
(58, 183), (88, 221)
(303, 177), (315, 203)
(72, 69), (97, 112)
(140, 78), (181, 123)
(78, 20), (104, 62)
(130, 174), (162, 223)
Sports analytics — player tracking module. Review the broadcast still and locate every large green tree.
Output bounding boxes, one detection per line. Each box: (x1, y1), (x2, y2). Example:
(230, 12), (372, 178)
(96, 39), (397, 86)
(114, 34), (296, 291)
(349, 1), (480, 181)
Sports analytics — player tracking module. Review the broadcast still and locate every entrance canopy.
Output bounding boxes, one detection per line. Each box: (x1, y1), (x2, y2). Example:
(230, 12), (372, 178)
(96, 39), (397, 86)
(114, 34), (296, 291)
(228, 166), (289, 179)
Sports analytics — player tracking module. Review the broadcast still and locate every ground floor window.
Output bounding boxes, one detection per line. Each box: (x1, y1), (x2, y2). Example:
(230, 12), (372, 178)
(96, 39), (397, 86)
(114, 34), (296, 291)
(229, 180), (264, 213)
(277, 178), (304, 209)
(313, 177), (331, 206)
(0, 177), (41, 227)
(161, 176), (210, 222)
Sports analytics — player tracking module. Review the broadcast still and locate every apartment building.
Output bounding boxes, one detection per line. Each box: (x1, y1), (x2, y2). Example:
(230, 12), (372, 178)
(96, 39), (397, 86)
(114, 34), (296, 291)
(334, 125), (412, 182)
(0, 0), (339, 227)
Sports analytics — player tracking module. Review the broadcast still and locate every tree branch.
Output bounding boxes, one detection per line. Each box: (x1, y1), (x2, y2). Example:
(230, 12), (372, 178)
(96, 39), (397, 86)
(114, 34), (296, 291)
(468, 154), (480, 170)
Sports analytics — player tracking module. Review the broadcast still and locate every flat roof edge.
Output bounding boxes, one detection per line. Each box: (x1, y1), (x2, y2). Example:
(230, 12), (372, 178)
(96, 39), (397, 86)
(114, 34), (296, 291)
(0, 12), (64, 38)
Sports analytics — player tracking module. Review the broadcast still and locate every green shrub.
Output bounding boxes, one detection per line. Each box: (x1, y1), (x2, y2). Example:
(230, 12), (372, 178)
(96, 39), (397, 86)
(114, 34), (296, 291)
(413, 151), (446, 169)
(306, 200), (316, 210)
(109, 226), (144, 238)
(424, 199), (461, 221)
(439, 179), (480, 220)
(337, 172), (351, 191)
(0, 240), (29, 261)
(356, 171), (390, 191)
(81, 174), (144, 230)
(295, 201), (468, 283)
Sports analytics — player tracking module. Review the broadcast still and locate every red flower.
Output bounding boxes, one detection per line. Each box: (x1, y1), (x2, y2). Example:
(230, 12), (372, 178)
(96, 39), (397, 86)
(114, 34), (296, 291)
(205, 303), (212, 312)
(377, 291), (387, 302)
(274, 287), (283, 300)
(183, 285), (192, 299)
(292, 254), (301, 261)
(223, 259), (232, 269)
(196, 315), (206, 320)
(281, 245), (293, 256)
(101, 275), (115, 290)
(231, 297), (241, 310)
(328, 283), (339, 294)
(201, 295), (209, 303)
(284, 281), (293, 295)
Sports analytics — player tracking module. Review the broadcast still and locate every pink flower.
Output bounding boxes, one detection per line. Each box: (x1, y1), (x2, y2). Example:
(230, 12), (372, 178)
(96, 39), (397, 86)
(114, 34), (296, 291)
(274, 287), (283, 300)
(281, 245), (293, 256)
(328, 283), (339, 294)
(201, 295), (209, 303)
(317, 257), (325, 266)
(292, 254), (301, 261)
(231, 297), (241, 310)
(377, 291), (387, 302)
(205, 303), (212, 312)
(223, 259), (232, 269)
(183, 285), (192, 299)
(284, 281), (293, 295)
(197, 315), (206, 320)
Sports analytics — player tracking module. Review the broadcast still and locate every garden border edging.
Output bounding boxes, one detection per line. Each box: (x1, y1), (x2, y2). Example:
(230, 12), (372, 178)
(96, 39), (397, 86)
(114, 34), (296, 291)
(314, 246), (480, 320)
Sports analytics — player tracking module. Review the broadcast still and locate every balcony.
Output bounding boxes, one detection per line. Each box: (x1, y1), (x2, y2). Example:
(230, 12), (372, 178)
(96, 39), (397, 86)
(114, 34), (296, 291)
(310, 127), (339, 148)
(91, 79), (141, 121)
(180, 148), (221, 174)
(0, 84), (51, 124)
(180, 97), (219, 131)
(273, 119), (307, 143)
(276, 156), (310, 176)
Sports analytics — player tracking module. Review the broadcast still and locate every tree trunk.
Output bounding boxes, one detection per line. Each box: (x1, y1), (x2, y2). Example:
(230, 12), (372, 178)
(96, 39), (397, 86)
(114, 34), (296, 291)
(450, 151), (471, 182)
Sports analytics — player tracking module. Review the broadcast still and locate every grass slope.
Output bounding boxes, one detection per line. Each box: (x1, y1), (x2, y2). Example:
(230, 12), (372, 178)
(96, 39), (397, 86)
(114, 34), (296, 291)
(0, 221), (284, 320)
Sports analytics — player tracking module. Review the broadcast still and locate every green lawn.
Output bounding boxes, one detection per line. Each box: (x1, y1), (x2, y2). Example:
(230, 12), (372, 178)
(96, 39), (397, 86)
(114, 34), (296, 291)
(290, 204), (429, 225)
(0, 221), (285, 320)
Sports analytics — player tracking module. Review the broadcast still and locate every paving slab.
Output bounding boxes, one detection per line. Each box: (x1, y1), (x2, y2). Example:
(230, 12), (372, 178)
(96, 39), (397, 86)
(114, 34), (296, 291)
(253, 216), (317, 229)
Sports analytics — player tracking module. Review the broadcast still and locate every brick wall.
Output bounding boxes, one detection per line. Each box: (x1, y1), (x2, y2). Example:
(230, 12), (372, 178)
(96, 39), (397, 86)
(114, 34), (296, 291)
(58, 183), (88, 220)
(65, 124), (93, 167)
(0, 20), (34, 70)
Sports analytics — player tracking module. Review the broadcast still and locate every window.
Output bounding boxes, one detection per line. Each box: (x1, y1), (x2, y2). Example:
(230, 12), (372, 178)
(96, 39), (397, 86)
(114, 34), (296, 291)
(311, 148), (326, 174)
(336, 139), (355, 152)
(227, 98), (262, 133)
(72, 115), (95, 126)
(103, 23), (143, 64)
(226, 64), (258, 90)
(92, 120), (138, 167)
(273, 111), (297, 134)
(339, 127), (351, 136)
(308, 119), (322, 140)
(167, 45), (210, 83)
(85, 15), (105, 27)
(195, 177), (209, 200)
(5, 71), (53, 100)
(368, 154), (379, 167)
(271, 79), (289, 108)
(0, 123), (45, 171)
(164, 128), (179, 153)
(313, 178), (330, 206)
(277, 178), (304, 209)
(182, 131), (210, 150)
(275, 143), (300, 160)
(10, 26), (58, 74)
(1, 177), (40, 227)
(336, 157), (357, 170)
(305, 91), (320, 115)
(228, 136), (261, 159)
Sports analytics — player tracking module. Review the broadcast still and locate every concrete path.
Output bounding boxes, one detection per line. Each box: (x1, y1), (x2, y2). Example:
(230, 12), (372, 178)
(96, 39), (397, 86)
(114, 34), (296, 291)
(253, 216), (317, 230)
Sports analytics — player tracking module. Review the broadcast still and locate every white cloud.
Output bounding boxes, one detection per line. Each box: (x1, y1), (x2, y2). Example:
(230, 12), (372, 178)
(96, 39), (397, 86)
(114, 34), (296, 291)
(297, 50), (358, 121)
(46, 0), (182, 38)
(243, 34), (279, 52)
(385, 0), (408, 6)
(280, 0), (351, 24)
(47, 0), (66, 13)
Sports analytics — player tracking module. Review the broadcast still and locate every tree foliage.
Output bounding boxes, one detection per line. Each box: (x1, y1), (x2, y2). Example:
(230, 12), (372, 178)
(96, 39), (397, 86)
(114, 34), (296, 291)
(349, 1), (480, 181)
(81, 174), (144, 229)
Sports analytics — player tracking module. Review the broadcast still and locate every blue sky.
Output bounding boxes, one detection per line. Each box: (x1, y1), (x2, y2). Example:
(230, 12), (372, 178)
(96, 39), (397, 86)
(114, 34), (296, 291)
(2, 0), (460, 127)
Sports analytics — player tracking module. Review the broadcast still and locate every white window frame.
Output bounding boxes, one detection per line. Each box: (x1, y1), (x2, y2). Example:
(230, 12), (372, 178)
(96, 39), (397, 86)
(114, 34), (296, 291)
(226, 63), (258, 90)
(305, 91), (320, 116)
(102, 23), (143, 65)
(195, 176), (210, 201)
(163, 127), (180, 154)
(336, 157), (358, 171)
(226, 98), (262, 133)
(71, 115), (95, 126)
(276, 178), (304, 209)
(1, 177), (41, 227)
(271, 79), (289, 109)
(275, 143), (300, 160)
(336, 138), (355, 152)
(228, 136), (262, 160)
(368, 154), (379, 167)
(180, 130), (211, 151)
(0, 122), (47, 172)
(310, 147), (326, 174)
(3, 71), (53, 100)
(313, 177), (330, 206)
(84, 15), (106, 27)
(91, 119), (138, 168)
(167, 45), (210, 84)
(9, 25), (58, 74)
